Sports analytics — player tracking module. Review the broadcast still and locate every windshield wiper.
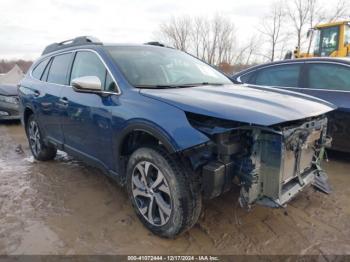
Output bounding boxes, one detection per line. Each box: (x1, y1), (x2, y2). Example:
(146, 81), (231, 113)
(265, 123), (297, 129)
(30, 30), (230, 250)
(135, 82), (224, 89)
(135, 82), (226, 89)
(183, 82), (225, 86)
(134, 84), (197, 89)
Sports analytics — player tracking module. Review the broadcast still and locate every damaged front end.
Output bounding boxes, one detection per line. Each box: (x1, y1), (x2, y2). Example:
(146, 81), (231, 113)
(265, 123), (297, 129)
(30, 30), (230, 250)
(185, 112), (332, 208)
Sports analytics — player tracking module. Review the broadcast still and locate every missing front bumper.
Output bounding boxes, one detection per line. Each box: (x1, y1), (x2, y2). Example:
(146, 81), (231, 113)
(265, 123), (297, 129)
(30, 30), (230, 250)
(200, 116), (330, 208)
(247, 169), (316, 208)
(237, 117), (330, 208)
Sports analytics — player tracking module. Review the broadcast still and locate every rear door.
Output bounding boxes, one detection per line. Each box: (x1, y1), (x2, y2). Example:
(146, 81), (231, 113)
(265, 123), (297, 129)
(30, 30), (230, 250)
(35, 52), (73, 144)
(60, 50), (118, 170)
(303, 62), (350, 151)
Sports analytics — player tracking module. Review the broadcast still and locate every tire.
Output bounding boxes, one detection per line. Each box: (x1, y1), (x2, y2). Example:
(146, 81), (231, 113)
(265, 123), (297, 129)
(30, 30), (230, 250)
(126, 146), (202, 238)
(26, 114), (57, 161)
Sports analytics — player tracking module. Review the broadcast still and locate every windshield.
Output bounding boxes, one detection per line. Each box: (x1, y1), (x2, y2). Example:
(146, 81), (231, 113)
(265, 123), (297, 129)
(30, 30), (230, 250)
(315, 26), (339, 56)
(105, 46), (232, 88)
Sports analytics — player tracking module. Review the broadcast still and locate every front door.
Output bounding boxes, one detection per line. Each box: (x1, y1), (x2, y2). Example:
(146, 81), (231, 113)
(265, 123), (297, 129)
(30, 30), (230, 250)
(60, 50), (118, 170)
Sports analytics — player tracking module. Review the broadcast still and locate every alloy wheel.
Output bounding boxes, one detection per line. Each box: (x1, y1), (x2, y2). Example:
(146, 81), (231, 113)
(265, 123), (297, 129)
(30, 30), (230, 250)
(28, 120), (41, 156)
(131, 161), (172, 226)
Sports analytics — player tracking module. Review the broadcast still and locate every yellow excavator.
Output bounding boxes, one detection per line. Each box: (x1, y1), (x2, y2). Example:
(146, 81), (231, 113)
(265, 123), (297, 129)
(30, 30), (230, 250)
(293, 20), (350, 58)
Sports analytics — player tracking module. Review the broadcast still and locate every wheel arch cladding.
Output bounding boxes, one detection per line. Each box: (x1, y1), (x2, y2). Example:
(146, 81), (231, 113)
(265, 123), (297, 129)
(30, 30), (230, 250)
(23, 107), (34, 126)
(118, 122), (178, 155)
(117, 92), (211, 151)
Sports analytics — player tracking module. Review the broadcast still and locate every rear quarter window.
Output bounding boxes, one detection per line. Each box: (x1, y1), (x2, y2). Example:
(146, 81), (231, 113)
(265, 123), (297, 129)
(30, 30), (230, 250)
(31, 58), (49, 79)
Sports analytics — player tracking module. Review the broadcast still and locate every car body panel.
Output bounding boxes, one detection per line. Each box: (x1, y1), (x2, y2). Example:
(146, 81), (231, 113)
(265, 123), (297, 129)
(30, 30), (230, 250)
(60, 86), (116, 169)
(21, 77), (66, 142)
(140, 84), (335, 126)
(231, 57), (350, 152)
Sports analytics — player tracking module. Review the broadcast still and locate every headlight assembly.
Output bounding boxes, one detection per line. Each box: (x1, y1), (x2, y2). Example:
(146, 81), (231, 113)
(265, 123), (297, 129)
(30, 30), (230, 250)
(0, 95), (18, 104)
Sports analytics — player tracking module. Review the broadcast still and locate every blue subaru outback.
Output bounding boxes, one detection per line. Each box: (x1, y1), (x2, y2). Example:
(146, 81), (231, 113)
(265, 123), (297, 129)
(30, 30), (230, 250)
(19, 36), (335, 237)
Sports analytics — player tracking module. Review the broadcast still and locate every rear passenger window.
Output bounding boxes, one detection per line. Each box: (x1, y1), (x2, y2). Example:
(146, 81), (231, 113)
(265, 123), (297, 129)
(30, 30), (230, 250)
(47, 53), (72, 85)
(32, 58), (49, 79)
(307, 64), (350, 91)
(255, 64), (301, 87)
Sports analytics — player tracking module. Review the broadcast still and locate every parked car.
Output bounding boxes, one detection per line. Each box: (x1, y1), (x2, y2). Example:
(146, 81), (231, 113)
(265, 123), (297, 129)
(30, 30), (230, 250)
(0, 84), (20, 120)
(19, 37), (335, 237)
(231, 57), (350, 152)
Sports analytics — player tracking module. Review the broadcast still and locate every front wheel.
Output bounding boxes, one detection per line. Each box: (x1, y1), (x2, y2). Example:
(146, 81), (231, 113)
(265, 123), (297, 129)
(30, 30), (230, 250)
(26, 114), (57, 161)
(126, 147), (202, 238)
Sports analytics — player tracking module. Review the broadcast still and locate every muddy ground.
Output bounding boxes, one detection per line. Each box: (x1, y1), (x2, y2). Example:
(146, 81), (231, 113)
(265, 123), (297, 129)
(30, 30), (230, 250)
(0, 121), (350, 255)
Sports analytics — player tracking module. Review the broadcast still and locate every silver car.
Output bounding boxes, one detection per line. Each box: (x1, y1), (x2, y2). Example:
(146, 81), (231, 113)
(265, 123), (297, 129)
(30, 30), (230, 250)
(0, 84), (20, 120)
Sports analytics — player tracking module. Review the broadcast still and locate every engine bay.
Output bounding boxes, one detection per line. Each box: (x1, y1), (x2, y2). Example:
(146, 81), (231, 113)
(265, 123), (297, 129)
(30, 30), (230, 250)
(185, 113), (331, 208)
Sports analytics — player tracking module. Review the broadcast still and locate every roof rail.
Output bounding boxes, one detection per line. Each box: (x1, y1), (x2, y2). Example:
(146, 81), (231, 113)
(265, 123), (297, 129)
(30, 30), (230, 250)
(144, 41), (169, 48)
(42, 36), (102, 55)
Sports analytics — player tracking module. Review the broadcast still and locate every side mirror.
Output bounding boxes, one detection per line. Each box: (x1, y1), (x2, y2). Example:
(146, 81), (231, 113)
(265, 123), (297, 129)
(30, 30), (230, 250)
(71, 76), (102, 92)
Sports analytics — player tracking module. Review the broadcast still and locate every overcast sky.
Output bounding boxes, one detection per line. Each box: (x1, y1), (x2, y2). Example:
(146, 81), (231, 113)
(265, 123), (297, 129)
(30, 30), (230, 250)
(0, 0), (336, 60)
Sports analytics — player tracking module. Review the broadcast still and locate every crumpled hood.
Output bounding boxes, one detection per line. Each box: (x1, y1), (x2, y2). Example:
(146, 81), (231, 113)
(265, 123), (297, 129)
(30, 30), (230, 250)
(140, 84), (336, 126)
(0, 85), (18, 96)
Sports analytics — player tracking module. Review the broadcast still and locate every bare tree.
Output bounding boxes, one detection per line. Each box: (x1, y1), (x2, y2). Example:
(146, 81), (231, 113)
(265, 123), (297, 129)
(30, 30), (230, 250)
(158, 16), (192, 52)
(157, 14), (237, 65)
(233, 35), (261, 65)
(259, 1), (285, 61)
(211, 15), (236, 65)
(192, 17), (208, 60)
(306, 0), (321, 54)
(287, 0), (311, 52)
(328, 0), (349, 22)
(277, 33), (293, 60)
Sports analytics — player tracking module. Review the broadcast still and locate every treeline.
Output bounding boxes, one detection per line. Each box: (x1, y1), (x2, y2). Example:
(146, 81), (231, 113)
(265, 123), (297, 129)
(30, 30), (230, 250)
(0, 60), (33, 74)
(157, 15), (242, 66)
(156, 0), (349, 68)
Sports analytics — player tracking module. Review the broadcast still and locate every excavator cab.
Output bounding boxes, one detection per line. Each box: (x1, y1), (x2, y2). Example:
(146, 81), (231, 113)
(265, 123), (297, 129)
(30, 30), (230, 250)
(293, 21), (350, 58)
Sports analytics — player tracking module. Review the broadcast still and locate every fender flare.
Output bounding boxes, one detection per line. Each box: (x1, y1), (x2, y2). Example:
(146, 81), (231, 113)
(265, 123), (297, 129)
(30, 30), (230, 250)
(22, 105), (35, 126)
(115, 120), (179, 157)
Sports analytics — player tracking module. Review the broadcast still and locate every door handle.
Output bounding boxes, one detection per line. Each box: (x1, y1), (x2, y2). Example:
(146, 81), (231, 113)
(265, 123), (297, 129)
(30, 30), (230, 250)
(59, 97), (69, 104)
(34, 90), (40, 97)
